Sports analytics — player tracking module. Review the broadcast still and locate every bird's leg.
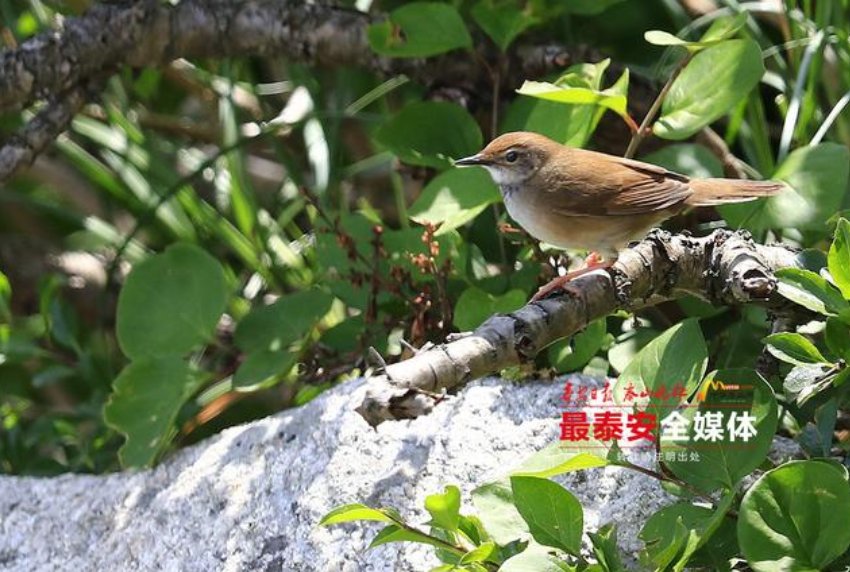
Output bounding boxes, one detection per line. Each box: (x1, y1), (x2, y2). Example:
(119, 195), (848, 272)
(531, 252), (612, 302)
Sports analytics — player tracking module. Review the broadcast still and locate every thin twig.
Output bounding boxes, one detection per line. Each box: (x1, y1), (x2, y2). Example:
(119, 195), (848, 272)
(624, 53), (693, 159)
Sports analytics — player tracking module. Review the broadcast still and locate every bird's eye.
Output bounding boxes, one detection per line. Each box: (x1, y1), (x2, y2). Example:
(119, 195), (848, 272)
(505, 150), (518, 163)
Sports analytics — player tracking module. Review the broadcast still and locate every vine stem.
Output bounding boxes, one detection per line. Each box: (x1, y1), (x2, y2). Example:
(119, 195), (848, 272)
(624, 53), (693, 159)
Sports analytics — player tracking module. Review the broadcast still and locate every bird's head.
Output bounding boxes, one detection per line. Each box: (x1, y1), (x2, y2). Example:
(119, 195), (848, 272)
(454, 131), (557, 187)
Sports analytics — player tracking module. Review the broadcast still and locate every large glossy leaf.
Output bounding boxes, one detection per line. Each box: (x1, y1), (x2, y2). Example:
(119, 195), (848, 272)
(720, 143), (850, 232)
(516, 81), (627, 117)
(409, 167), (500, 234)
(116, 243), (227, 359)
(639, 493), (736, 572)
(374, 102), (482, 170)
(613, 319), (708, 418)
(367, 3), (471, 57)
(472, 480), (530, 545)
(234, 289), (334, 352)
(738, 461), (850, 571)
(500, 543), (572, 571)
(510, 441), (609, 478)
(104, 356), (204, 467)
(663, 369), (778, 492)
(507, 59), (627, 148)
(775, 267), (849, 316)
(548, 319), (608, 373)
(763, 332), (827, 365)
(511, 476), (583, 554)
(654, 39), (764, 140)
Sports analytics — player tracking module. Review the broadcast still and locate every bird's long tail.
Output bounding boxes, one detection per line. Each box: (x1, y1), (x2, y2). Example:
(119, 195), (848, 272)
(686, 179), (785, 206)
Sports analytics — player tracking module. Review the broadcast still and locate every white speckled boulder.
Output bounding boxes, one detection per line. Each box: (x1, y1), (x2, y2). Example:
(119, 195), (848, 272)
(0, 377), (681, 571)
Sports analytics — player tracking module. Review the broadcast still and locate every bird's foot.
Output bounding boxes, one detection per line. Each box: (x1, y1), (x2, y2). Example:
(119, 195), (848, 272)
(531, 257), (613, 302)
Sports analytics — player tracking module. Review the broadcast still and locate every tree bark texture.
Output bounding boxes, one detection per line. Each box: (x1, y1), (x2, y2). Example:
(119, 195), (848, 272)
(0, 0), (595, 181)
(356, 229), (801, 427)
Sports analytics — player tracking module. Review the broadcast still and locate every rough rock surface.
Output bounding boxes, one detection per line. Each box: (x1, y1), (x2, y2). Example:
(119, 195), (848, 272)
(1, 376), (686, 571)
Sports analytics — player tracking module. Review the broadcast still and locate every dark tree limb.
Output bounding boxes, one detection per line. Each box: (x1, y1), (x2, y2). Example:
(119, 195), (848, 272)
(356, 230), (801, 427)
(0, 0), (600, 182)
(0, 0), (590, 114)
(0, 77), (104, 181)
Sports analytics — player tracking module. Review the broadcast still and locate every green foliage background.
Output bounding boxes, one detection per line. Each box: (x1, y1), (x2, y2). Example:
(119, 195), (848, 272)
(3, 3), (850, 565)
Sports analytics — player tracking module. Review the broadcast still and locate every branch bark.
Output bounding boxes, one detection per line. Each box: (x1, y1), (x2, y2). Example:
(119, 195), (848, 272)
(356, 230), (800, 427)
(0, 0), (588, 114)
(0, 76), (105, 181)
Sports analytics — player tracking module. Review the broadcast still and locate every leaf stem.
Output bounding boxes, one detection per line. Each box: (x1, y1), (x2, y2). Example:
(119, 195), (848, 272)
(616, 457), (715, 503)
(624, 53), (693, 159)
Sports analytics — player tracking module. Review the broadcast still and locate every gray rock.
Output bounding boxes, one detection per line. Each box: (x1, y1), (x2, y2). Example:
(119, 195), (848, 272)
(0, 377), (700, 571)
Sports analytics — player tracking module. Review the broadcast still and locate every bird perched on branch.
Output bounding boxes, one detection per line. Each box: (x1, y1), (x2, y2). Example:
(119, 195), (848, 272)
(455, 131), (784, 300)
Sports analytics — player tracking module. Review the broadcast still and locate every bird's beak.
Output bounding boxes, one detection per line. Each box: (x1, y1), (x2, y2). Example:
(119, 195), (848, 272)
(454, 153), (489, 167)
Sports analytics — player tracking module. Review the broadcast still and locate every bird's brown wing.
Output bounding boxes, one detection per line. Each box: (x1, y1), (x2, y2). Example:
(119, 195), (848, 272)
(540, 150), (693, 217)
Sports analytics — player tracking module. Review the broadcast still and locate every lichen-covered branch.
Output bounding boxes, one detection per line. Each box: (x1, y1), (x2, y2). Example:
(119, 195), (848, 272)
(0, 77), (104, 181)
(0, 0), (590, 114)
(356, 230), (800, 427)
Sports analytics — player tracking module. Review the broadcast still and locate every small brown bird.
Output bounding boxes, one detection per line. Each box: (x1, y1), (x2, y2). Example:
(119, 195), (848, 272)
(455, 132), (784, 300)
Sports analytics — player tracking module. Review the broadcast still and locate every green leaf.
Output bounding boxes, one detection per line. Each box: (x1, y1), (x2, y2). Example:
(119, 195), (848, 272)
(699, 13), (749, 42)
(425, 485), (462, 532)
(776, 267), (849, 316)
(460, 542), (497, 564)
(607, 328), (659, 374)
(826, 317), (850, 360)
(548, 319), (607, 373)
(654, 39), (764, 140)
(589, 524), (626, 572)
(369, 524), (459, 552)
(516, 81), (627, 117)
(738, 460), (850, 571)
(471, 0), (539, 51)
(319, 503), (397, 526)
(500, 543), (573, 571)
(367, 2), (472, 58)
(116, 243), (227, 359)
(640, 144), (724, 179)
(510, 476), (583, 554)
(663, 369), (778, 492)
(504, 59), (626, 147)
(829, 218), (850, 299)
(643, 14), (747, 49)
(644, 30), (724, 49)
(472, 480), (530, 545)
(613, 319), (708, 417)
(374, 102), (482, 170)
(511, 441), (609, 478)
(232, 349), (296, 390)
(763, 332), (828, 365)
(234, 290), (334, 352)
(104, 356), (204, 467)
(454, 287), (526, 331)
(640, 493), (736, 572)
(720, 144), (850, 232)
(409, 168), (501, 234)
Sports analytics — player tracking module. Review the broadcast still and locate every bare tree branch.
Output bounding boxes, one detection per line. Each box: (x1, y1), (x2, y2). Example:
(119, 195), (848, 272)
(356, 230), (800, 427)
(0, 0), (591, 114)
(0, 77), (104, 181)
